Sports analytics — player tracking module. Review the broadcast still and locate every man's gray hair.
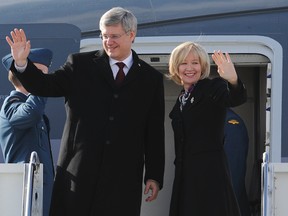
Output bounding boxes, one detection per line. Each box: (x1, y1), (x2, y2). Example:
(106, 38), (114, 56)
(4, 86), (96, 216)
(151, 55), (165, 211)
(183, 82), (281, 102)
(99, 7), (137, 34)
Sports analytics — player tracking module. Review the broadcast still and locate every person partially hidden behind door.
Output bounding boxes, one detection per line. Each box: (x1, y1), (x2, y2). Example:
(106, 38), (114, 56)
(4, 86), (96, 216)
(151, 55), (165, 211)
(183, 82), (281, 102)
(0, 48), (54, 216)
(224, 108), (251, 216)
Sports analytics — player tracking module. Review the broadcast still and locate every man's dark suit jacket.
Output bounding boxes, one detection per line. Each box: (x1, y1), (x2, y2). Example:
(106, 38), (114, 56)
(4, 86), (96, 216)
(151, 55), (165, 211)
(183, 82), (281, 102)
(11, 49), (165, 216)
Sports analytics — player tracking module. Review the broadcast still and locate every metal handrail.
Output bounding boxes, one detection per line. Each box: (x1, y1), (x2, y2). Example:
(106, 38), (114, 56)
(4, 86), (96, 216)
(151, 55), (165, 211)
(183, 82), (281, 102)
(261, 148), (270, 216)
(24, 151), (40, 216)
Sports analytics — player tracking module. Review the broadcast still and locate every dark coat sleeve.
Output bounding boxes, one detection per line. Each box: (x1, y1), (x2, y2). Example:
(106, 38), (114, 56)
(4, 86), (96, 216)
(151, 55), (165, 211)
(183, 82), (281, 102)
(207, 77), (247, 108)
(10, 57), (74, 97)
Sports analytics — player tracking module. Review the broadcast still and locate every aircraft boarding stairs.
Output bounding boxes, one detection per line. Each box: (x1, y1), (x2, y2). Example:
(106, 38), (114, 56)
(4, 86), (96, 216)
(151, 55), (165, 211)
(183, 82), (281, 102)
(262, 150), (288, 216)
(0, 151), (43, 216)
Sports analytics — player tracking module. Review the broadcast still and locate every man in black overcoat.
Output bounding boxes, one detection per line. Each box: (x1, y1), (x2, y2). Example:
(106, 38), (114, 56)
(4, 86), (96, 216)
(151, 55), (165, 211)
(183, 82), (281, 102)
(5, 7), (165, 216)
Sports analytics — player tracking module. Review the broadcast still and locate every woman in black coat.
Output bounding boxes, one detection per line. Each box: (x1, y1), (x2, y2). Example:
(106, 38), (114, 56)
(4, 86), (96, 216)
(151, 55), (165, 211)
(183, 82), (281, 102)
(167, 42), (247, 216)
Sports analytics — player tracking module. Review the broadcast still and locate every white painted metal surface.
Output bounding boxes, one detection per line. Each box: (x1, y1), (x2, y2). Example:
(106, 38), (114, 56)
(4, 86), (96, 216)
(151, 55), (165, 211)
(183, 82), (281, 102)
(266, 163), (288, 216)
(0, 162), (43, 216)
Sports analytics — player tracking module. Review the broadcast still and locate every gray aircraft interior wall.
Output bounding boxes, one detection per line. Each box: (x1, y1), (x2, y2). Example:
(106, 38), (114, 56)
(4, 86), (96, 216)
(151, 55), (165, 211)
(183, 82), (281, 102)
(141, 79), (179, 215)
(0, 23), (81, 164)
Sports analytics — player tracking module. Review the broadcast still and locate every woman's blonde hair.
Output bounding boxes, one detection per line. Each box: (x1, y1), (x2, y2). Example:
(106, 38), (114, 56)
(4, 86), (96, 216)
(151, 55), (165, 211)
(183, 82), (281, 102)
(167, 41), (210, 85)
